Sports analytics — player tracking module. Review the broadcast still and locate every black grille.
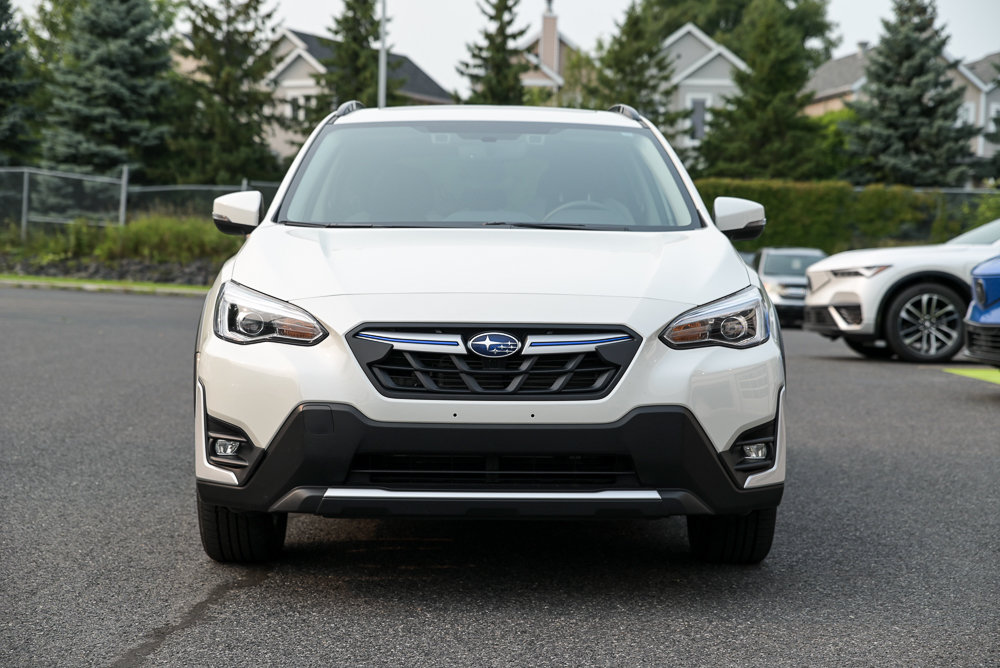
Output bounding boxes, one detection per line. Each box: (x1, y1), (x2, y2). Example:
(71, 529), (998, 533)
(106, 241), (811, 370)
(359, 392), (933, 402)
(373, 349), (616, 394)
(804, 306), (836, 327)
(967, 323), (1000, 358)
(349, 453), (638, 489)
(349, 325), (639, 400)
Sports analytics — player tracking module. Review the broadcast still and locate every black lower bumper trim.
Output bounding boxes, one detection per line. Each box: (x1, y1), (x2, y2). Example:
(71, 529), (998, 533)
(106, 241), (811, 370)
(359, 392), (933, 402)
(269, 487), (713, 518)
(196, 403), (783, 517)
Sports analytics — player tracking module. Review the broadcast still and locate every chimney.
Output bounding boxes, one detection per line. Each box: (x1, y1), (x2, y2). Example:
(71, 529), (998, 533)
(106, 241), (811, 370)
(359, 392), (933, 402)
(539, 1), (559, 74)
(857, 41), (870, 56)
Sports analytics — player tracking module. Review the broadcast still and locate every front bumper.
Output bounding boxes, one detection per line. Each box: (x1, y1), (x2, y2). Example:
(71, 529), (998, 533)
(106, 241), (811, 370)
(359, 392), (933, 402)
(804, 272), (884, 337)
(964, 320), (1000, 365)
(197, 402), (784, 518)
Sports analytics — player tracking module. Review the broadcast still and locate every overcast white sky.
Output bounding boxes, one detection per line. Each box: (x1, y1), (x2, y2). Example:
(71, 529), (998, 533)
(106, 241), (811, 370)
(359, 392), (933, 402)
(12, 0), (1000, 95)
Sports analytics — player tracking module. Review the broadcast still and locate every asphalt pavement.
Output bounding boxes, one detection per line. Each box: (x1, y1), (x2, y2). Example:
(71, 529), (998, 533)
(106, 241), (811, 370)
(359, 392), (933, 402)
(1, 287), (997, 667)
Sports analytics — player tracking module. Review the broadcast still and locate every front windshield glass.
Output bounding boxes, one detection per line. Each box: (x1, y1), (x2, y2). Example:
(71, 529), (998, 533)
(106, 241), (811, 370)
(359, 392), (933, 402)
(279, 121), (700, 230)
(946, 218), (1000, 245)
(761, 252), (825, 276)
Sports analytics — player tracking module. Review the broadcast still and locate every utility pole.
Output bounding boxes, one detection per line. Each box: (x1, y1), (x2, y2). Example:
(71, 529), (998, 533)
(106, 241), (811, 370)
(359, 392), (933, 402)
(377, 0), (387, 108)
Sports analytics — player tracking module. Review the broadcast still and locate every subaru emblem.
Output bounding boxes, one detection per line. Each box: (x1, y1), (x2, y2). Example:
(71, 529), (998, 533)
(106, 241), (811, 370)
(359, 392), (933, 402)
(468, 332), (521, 358)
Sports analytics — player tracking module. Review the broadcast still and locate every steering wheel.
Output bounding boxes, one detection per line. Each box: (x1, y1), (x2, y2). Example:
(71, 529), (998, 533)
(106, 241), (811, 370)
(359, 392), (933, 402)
(542, 199), (613, 223)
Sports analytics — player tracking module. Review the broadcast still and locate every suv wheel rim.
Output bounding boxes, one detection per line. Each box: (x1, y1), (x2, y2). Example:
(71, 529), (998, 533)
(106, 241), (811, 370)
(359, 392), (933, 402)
(897, 292), (960, 356)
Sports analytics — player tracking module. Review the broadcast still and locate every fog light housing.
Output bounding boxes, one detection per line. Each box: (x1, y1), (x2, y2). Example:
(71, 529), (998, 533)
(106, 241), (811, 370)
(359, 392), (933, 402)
(213, 438), (242, 456)
(834, 304), (863, 325)
(741, 442), (769, 460)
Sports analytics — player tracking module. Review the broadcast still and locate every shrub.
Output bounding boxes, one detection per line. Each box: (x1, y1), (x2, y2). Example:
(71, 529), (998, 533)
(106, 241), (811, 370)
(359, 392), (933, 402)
(694, 178), (995, 253)
(2, 216), (243, 265)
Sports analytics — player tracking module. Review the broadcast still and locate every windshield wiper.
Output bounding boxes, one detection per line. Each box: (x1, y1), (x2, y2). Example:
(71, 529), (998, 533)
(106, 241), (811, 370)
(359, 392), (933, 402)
(483, 221), (626, 231)
(278, 220), (374, 228)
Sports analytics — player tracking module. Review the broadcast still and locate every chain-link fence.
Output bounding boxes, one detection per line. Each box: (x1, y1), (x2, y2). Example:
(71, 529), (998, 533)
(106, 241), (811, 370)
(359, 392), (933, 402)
(0, 166), (279, 239)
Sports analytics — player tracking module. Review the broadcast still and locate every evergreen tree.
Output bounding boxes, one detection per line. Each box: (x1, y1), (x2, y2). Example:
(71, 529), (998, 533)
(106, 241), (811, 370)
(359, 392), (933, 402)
(458, 0), (528, 105)
(21, 0), (82, 160)
(40, 0), (171, 176)
(0, 0), (37, 165)
(555, 49), (601, 109)
(587, 2), (686, 140)
(696, 0), (826, 179)
(843, 0), (977, 186)
(306, 0), (401, 127)
(172, 0), (283, 184)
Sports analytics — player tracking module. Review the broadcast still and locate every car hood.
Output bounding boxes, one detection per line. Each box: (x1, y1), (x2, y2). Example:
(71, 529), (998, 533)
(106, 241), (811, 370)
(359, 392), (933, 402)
(808, 243), (995, 272)
(230, 224), (750, 305)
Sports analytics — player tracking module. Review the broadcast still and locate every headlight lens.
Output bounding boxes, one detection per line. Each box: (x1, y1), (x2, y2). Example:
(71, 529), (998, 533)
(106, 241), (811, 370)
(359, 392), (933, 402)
(974, 278), (986, 307)
(660, 286), (770, 349)
(831, 265), (891, 278)
(214, 281), (327, 345)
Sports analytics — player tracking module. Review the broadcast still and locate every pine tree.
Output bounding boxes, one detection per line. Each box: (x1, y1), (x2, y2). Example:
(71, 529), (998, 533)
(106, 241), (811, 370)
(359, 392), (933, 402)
(458, 0), (528, 105)
(306, 0), (401, 127)
(39, 0), (171, 176)
(843, 0), (977, 186)
(0, 0), (37, 165)
(172, 0), (283, 184)
(588, 2), (686, 140)
(696, 0), (826, 179)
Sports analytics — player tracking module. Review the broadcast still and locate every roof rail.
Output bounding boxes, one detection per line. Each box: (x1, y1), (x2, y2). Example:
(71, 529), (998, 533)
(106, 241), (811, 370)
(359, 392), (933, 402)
(608, 104), (642, 122)
(329, 100), (366, 122)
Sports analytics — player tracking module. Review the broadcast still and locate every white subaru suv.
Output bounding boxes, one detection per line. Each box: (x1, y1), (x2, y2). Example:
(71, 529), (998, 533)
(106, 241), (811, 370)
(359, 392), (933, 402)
(195, 104), (786, 565)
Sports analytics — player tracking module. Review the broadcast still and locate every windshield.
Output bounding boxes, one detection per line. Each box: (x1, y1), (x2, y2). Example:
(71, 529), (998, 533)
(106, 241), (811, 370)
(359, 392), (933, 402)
(761, 252), (826, 276)
(946, 218), (1000, 245)
(278, 121), (700, 230)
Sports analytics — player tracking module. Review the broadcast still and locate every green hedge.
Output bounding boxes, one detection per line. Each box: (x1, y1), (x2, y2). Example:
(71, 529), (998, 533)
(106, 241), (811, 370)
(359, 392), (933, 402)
(1, 216), (243, 265)
(695, 178), (1000, 253)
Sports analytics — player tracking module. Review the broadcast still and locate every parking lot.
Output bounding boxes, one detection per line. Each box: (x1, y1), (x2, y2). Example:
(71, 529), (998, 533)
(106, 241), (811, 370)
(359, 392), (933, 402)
(1, 287), (997, 667)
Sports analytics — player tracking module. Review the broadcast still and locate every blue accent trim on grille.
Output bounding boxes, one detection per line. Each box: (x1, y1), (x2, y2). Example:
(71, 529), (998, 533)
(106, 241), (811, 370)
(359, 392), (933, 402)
(529, 336), (632, 347)
(357, 334), (460, 347)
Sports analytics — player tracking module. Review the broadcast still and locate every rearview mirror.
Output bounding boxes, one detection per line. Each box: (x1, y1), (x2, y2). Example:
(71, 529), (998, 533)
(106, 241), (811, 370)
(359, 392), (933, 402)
(213, 191), (263, 235)
(714, 197), (765, 241)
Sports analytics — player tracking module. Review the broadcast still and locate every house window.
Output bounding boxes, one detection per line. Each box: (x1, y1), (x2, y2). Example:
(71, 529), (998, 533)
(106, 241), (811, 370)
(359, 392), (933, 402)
(956, 101), (975, 127)
(989, 103), (1000, 134)
(687, 95), (711, 141)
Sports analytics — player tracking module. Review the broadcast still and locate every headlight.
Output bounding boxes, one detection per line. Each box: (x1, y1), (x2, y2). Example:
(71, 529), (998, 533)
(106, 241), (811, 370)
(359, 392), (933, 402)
(660, 286), (770, 349)
(974, 278), (986, 307)
(831, 265), (890, 278)
(214, 281), (327, 345)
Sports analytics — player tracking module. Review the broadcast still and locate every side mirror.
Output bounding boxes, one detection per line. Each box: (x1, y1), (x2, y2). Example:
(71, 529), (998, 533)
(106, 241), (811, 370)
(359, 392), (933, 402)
(714, 197), (765, 241)
(213, 191), (263, 235)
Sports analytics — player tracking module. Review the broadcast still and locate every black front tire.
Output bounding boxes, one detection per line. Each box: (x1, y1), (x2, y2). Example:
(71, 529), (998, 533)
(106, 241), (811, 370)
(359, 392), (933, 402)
(884, 283), (965, 363)
(198, 493), (287, 563)
(687, 507), (776, 564)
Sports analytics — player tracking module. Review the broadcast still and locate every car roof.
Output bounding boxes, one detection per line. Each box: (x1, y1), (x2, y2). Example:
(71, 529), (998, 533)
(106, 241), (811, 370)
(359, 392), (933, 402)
(334, 104), (643, 129)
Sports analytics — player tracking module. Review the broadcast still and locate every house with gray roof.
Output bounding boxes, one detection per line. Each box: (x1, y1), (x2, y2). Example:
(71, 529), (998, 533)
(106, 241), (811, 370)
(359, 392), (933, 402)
(659, 23), (749, 151)
(266, 28), (452, 158)
(966, 51), (1000, 156)
(805, 46), (1000, 160)
(518, 1), (580, 93)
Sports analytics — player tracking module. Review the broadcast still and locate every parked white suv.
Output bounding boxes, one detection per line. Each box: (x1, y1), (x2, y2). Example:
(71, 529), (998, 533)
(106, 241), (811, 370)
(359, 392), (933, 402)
(195, 104), (786, 565)
(804, 219), (1000, 361)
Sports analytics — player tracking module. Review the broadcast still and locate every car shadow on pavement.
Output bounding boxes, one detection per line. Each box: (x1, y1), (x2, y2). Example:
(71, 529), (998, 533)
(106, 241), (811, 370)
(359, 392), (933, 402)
(262, 517), (786, 599)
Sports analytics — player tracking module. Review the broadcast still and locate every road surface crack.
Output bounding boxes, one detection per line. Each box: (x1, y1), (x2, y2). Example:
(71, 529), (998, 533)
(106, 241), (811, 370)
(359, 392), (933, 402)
(110, 568), (271, 667)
